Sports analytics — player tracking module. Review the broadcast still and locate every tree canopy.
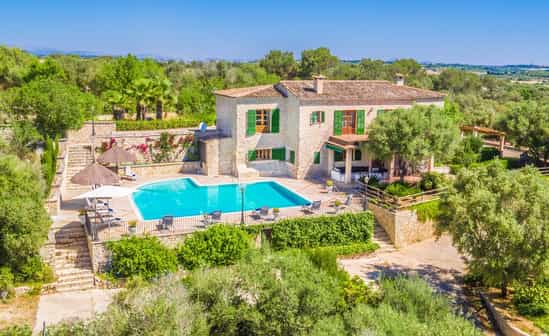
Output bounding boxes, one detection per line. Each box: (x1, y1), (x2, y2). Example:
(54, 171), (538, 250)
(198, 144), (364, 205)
(437, 162), (549, 296)
(0, 155), (51, 280)
(367, 105), (459, 180)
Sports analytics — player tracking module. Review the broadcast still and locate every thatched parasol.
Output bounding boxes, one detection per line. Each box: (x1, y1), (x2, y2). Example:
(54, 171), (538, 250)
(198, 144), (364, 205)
(97, 145), (137, 166)
(71, 163), (120, 186)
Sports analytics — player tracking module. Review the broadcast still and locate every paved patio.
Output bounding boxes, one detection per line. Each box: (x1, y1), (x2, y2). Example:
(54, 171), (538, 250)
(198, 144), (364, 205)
(61, 174), (363, 241)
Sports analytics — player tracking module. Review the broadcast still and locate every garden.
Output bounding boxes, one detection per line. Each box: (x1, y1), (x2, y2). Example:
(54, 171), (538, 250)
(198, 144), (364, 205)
(39, 211), (481, 336)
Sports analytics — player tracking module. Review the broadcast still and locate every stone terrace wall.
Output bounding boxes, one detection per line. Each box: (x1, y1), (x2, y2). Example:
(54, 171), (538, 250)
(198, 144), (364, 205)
(118, 161), (201, 178)
(368, 202), (436, 248)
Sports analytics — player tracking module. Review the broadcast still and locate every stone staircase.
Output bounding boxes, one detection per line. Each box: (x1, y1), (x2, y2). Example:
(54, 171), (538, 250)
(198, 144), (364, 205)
(64, 145), (94, 192)
(372, 223), (396, 254)
(52, 222), (95, 292)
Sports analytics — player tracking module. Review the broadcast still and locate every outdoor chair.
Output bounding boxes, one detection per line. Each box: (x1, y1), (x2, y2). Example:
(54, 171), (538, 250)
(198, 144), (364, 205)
(123, 166), (137, 181)
(159, 215), (174, 230)
(250, 209), (262, 220)
(209, 210), (222, 223)
(259, 206), (269, 218)
(302, 200), (321, 214)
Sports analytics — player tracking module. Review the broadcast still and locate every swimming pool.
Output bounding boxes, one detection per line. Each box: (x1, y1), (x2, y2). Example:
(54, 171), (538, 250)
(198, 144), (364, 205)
(132, 178), (311, 220)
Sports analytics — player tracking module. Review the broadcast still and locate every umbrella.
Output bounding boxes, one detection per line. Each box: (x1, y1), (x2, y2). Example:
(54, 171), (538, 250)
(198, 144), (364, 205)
(74, 186), (134, 199)
(97, 146), (137, 166)
(71, 162), (120, 186)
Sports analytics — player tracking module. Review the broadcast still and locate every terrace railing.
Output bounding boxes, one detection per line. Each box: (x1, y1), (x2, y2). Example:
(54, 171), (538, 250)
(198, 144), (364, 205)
(537, 166), (549, 176)
(357, 181), (447, 212)
(90, 203), (364, 242)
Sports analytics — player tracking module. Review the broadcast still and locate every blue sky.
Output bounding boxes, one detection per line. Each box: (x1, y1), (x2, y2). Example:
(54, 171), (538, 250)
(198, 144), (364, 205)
(2, 0), (548, 65)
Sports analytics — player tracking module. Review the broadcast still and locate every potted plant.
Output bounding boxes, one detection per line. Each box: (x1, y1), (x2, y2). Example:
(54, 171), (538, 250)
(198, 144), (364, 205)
(78, 209), (86, 225)
(273, 208), (280, 220)
(128, 220), (137, 234)
(326, 179), (334, 192)
(334, 200), (342, 213)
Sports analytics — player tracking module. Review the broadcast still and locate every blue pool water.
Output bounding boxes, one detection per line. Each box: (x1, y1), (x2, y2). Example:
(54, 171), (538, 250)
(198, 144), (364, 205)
(132, 178), (311, 220)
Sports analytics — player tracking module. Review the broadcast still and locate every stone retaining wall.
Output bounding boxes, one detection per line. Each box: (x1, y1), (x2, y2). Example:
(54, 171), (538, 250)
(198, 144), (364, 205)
(480, 292), (531, 336)
(118, 161), (201, 178)
(368, 202), (436, 248)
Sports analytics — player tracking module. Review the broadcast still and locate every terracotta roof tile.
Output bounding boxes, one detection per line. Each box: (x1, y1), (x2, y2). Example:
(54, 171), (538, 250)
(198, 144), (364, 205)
(213, 85), (282, 98)
(214, 80), (445, 104)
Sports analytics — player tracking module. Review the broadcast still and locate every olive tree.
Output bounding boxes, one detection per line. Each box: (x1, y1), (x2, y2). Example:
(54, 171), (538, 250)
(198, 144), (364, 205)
(437, 162), (549, 297)
(367, 104), (459, 181)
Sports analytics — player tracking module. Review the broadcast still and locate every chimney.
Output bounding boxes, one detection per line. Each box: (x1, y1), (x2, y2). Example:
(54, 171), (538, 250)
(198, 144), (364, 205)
(395, 73), (405, 86)
(313, 75), (326, 94)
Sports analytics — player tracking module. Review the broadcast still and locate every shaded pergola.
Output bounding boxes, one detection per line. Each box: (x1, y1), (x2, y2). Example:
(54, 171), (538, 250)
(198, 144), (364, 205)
(460, 125), (506, 155)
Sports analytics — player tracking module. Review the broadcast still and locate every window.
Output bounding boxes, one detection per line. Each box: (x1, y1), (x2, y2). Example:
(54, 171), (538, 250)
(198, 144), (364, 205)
(314, 152), (321, 164)
(334, 151), (344, 162)
(289, 150), (295, 164)
(310, 111), (325, 125)
(354, 149), (362, 161)
(256, 109), (270, 133)
(248, 147), (286, 162)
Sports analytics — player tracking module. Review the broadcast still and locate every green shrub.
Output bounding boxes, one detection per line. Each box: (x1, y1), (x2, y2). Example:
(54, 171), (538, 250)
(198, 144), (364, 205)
(452, 135), (483, 166)
(0, 267), (15, 301)
(17, 255), (55, 283)
(116, 117), (213, 131)
(107, 236), (178, 280)
(176, 225), (250, 269)
(409, 200), (441, 222)
(513, 283), (549, 317)
(419, 172), (446, 191)
(271, 212), (374, 250)
(0, 324), (32, 336)
(309, 242), (379, 257)
(384, 182), (421, 196)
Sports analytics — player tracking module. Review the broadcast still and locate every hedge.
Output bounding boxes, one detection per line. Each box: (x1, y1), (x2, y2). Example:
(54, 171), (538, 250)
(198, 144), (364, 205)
(106, 236), (178, 280)
(176, 225), (250, 269)
(115, 116), (214, 131)
(270, 212), (374, 250)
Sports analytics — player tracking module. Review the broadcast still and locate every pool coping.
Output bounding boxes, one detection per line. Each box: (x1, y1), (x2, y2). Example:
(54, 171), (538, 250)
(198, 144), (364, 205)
(129, 176), (313, 221)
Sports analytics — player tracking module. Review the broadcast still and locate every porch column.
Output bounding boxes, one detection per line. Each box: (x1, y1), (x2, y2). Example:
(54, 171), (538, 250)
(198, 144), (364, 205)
(344, 148), (352, 184)
(499, 135), (505, 156)
(367, 155), (373, 176)
(387, 155), (395, 180)
(327, 148), (334, 177)
(428, 155), (435, 172)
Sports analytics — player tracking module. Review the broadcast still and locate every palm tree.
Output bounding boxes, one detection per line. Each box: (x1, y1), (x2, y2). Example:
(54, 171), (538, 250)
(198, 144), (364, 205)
(103, 90), (128, 120)
(151, 78), (176, 120)
(126, 78), (153, 120)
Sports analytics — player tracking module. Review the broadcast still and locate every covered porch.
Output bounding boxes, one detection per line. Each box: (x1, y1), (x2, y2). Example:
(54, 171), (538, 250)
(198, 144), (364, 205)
(325, 135), (390, 184)
(325, 135), (435, 184)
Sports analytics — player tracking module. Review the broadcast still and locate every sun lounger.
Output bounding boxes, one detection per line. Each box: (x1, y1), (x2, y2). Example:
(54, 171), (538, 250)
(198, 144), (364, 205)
(210, 211), (222, 223)
(158, 215), (174, 230)
(123, 166), (137, 181)
(259, 206), (269, 218)
(302, 200), (321, 213)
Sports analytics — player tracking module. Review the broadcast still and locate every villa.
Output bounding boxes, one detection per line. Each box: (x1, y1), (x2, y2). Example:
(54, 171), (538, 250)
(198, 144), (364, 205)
(200, 75), (445, 183)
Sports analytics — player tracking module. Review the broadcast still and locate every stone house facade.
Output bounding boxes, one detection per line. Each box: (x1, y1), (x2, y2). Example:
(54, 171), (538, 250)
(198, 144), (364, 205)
(202, 76), (445, 182)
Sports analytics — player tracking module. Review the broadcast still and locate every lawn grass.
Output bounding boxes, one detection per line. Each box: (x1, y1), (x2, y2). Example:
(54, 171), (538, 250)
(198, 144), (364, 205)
(529, 314), (549, 334)
(0, 294), (39, 331)
(409, 199), (441, 222)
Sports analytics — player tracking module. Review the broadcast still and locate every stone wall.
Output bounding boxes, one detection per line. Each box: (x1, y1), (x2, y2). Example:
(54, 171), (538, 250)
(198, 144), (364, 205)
(119, 161), (201, 178)
(67, 121), (116, 144)
(368, 202), (436, 248)
(480, 292), (531, 336)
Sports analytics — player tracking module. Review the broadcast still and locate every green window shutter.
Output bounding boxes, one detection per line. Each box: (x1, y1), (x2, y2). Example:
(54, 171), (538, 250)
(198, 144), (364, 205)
(289, 150), (295, 164)
(333, 110), (343, 135)
(356, 109), (365, 135)
(246, 110), (256, 136)
(272, 147), (286, 161)
(271, 108), (280, 133)
(321, 111), (325, 123)
(247, 150), (256, 161)
(310, 112), (317, 125)
(334, 151), (344, 162)
(354, 149), (362, 161)
(314, 151), (321, 164)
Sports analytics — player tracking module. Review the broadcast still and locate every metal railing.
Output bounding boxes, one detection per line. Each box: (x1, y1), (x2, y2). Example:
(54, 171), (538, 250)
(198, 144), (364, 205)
(89, 203), (364, 242)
